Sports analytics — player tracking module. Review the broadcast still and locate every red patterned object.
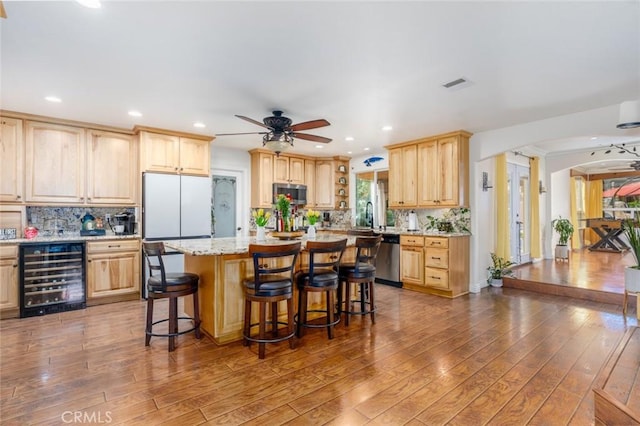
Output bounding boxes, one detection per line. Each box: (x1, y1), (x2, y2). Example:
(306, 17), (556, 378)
(24, 226), (38, 239)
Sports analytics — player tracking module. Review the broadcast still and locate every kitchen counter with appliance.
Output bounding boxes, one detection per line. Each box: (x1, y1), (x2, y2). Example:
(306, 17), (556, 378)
(164, 233), (359, 344)
(0, 233), (140, 245)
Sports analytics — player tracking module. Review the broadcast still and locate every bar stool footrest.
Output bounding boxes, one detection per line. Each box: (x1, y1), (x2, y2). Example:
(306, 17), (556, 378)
(146, 316), (200, 338)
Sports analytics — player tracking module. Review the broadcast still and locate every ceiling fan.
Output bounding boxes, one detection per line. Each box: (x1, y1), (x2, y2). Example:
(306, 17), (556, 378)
(216, 110), (331, 155)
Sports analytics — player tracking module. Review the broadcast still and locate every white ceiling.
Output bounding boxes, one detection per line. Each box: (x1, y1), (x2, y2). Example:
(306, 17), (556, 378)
(1, 1), (639, 170)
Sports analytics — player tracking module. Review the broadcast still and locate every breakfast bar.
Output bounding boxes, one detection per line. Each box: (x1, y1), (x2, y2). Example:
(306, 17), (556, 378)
(165, 234), (357, 344)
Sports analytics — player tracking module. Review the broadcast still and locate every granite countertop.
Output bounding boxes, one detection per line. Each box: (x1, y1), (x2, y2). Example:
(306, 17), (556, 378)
(0, 233), (141, 245)
(165, 233), (357, 256)
(316, 226), (470, 237)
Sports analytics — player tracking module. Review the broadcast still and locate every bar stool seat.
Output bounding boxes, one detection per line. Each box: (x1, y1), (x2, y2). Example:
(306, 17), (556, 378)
(143, 241), (201, 352)
(296, 239), (347, 339)
(243, 241), (301, 359)
(338, 235), (382, 326)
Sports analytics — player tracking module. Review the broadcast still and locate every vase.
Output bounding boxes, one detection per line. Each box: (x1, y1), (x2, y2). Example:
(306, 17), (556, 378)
(256, 226), (266, 241)
(307, 225), (316, 239)
(490, 278), (503, 287)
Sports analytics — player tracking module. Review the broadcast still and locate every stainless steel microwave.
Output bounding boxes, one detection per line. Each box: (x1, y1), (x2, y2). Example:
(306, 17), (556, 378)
(273, 183), (307, 206)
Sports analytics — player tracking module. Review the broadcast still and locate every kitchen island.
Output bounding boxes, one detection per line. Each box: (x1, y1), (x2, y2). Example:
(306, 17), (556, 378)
(165, 233), (357, 344)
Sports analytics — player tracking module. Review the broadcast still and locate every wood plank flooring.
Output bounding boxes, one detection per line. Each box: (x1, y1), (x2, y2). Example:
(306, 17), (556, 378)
(1, 284), (638, 425)
(505, 248), (637, 308)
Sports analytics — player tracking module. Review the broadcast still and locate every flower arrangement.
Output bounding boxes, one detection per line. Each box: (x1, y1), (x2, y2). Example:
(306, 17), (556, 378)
(306, 209), (321, 226)
(276, 194), (291, 219)
(252, 209), (271, 227)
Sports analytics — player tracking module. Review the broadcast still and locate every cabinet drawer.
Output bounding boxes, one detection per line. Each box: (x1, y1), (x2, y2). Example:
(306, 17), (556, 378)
(400, 235), (424, 246)
(0, 245), (18, 258)
(87, 239), (140, 254)
(425, 237), (448, 249)
(425, 248), (448, 269)
(425, 267), (449, 289)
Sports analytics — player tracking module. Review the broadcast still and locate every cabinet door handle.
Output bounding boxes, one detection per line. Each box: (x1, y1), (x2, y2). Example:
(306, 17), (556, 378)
(430, 276), (440, 280)
(108, 244), (121, 248)
(13, 263), (18, 267)
(16, 195), (21, 200)
(431, 257), (441, 260)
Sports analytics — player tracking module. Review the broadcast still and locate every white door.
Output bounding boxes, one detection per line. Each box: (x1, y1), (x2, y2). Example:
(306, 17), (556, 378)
(507, 163), (531, 264)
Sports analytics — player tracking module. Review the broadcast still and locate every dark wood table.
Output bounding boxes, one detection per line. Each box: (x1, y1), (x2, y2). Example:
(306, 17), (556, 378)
(586, 218), (629, 252)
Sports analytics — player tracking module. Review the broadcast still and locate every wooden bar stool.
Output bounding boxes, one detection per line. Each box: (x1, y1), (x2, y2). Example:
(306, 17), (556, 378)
(243, 241), (301, 359)
(296, 239), (347, 339)
(142, 242), (201, 352)
(338, 235), (382, 326)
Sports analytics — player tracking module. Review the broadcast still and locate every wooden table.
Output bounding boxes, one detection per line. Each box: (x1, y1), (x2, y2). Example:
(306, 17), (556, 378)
(586, 218), (629, 253)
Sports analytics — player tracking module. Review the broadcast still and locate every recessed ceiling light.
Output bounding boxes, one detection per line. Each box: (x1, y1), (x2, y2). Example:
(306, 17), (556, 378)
(364, 147), (370, 151)
(347, 151), (352, 154)
(315, 145), (324, 149)
(75, 0), (101, 8)
(193, 122), (206, 128)
(45, 96), (61, 103)
(128, 110), (142, 117)
(345, 136), (354, 141)
(382, 126), (393, 131)
(591, 137), (598, 140)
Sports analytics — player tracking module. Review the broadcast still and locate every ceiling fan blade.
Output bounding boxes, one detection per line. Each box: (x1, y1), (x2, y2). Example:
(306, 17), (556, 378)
(289, 119), (330, 132)
(292, 133), (332, 143)
(215, 131), (268, 136)
(235, 115), (271, 129)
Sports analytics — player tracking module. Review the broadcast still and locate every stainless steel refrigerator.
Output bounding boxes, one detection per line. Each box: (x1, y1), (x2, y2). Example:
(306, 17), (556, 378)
(142, 172), (212, 297)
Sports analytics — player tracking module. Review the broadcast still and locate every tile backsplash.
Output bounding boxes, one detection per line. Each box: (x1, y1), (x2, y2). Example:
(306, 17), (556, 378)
(26, 206), (136, 236)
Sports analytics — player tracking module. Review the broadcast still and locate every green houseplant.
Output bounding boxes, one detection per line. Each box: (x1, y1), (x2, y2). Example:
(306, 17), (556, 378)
(622, 220), (640, 315)
(551, 216), (574, 260)
(487, 253), (515, 287)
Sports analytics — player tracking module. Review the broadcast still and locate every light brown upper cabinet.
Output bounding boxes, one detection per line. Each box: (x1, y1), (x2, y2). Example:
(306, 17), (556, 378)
(274, 156), (305, 184)
(304, 159), (316, 207)
(314, 159), (334, 209)
(137, 128), (212, 176)
(388, 145), (417, 207)
(418, 135), (468, 207)
(25, 121), (86, 204)
(87, 130), (137, 205)
(387, 130), (471, 208)
(25, 121), (138, 205)
(0, 117), (24, 203)
(250, 150), (275, 208)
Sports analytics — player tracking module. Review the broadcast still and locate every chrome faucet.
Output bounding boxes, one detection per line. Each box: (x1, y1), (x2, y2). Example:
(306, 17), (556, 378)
(366, 201), (374, 229)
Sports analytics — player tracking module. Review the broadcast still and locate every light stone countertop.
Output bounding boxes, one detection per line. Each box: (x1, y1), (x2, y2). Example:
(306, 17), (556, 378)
(165, 233), (357, 256)
(0, 233), (141, 245)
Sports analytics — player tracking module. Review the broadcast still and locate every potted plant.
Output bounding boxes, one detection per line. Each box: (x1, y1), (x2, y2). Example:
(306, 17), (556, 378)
(622, 220), (640, 315)
(305, 209), (321, 239)
(487, 252), (515, 287)
(551, 216), (574, 260)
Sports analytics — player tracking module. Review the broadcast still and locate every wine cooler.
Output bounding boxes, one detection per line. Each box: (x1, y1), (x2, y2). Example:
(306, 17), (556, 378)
(19, 241), (86, 317)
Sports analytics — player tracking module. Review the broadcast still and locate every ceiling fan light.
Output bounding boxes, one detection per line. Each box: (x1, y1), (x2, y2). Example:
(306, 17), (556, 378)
(263, 132), (293, 156)
(617, 100), (640, 129)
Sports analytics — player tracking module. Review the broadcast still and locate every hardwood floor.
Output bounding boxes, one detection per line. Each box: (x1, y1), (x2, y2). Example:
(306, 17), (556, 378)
(505, 248), (638, 308)
(1, 284), (638, 425)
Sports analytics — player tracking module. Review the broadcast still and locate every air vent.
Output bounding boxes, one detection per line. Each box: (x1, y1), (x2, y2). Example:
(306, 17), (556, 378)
(443, 78), (467, 89)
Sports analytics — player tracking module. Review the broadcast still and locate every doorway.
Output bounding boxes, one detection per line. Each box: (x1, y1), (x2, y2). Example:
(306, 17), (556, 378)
(212, 175), (236, 238)
(507, 163), (530, 264)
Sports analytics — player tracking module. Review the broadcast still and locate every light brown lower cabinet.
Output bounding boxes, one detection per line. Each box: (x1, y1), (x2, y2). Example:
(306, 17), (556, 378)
(0, 244), (19, 318)
(86, 239), (140, 304)
(183, 246), (356, 344)
(401, 235), (470, 298)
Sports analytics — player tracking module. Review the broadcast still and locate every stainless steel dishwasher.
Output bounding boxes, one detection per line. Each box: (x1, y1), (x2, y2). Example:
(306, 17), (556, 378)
(375, 233), (402, 287)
